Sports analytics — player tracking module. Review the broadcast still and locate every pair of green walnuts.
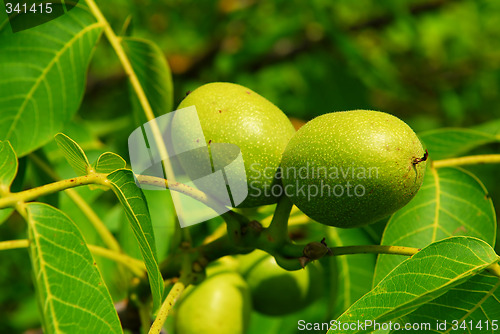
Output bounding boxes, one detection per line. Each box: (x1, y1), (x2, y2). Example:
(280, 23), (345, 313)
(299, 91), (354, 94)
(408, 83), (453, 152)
(173, 82), (427, 333)
(178, 82), (427, 228)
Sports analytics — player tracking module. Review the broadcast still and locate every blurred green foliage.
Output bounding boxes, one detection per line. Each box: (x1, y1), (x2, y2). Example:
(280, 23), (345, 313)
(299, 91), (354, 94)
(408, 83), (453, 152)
(87, 0), (500, 131)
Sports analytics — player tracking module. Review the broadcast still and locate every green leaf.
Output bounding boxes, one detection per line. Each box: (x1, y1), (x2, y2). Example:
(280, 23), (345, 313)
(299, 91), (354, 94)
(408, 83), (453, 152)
(329, 237), (499, 334)
(0, 140), (17, 224)
(94, 152), (127, 174)
(419, 128), (500, 160)
(328, 228), (376, 317)
(374, 167), (496, 285)
(0, 205), (13, 226)
(121, 36), (174, 121)
(26, 203), (122, 334)
(0, 140), (17, 189)
(398, 271), (500, 333)
(143, 189), (177, 262)
(361, 217), (389, 244)
(0, 5), (103, 157)
(106, 169), (164, 311)
(54, 133), (91, 176)
(472, 119), (500, 136)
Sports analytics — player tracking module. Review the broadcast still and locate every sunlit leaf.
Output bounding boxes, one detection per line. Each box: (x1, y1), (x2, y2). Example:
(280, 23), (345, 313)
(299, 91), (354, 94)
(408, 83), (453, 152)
(106, 169), (163, 311)
(54, 133), (90, 176)
(0, 140), (17, 224)
(0, 140), (17, 189)
(94, 152), (127, 174)
(26, 203), (122, 334)
(329, 237), (499, 334)
(419, 128), (500, 160)
(0, 5), (103, 156)
(374, 167), (496, 285)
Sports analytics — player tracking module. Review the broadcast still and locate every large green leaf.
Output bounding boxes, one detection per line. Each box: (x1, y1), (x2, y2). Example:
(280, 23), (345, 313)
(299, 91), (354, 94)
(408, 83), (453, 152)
(397, 271), (500, 333)
(106, 169), (163, 311)
(419, 128), (500, 160)
(329, 237), (499, 334)
(328, 228), (376, 317)
(122, 36), (174, 121)
(26, 203), (122, 334)
(374, 167), (496, 285)
(0, 5), (103, 156)
(54, 133), (91, 176)
(0, 140), (17, 224)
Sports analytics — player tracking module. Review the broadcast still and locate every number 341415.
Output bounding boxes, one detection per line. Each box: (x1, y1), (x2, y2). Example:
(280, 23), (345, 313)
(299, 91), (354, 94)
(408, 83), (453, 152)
(5, 2), (53, 14)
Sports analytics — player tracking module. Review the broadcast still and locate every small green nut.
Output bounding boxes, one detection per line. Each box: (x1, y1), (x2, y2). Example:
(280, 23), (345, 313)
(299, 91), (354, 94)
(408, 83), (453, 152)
(280, 110), (427, 228)
(238, 250), (324, 316)
(175, 270), (251, 334)
(177, 82), (296, 207)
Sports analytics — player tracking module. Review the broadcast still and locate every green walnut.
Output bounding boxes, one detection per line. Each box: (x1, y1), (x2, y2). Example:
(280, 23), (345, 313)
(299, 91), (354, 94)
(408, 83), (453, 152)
(177, 82), (295, 207)
(280, 110), (427, 228)
(239, 250), (324, 316)
(175, 271), (251, 334)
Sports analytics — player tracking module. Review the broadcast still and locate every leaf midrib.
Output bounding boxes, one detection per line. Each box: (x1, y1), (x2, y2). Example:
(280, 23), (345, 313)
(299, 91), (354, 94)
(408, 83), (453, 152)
(30, 217), (61, 333)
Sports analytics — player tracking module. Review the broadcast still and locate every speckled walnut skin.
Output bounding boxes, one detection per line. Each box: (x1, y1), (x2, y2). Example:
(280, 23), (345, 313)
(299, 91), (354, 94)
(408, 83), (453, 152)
(281, 110), (427, 228)
(177, 82), (296, 207)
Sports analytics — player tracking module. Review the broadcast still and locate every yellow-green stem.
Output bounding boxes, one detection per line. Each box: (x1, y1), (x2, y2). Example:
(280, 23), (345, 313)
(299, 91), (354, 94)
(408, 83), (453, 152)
(28, 154), (120, 251)
(332, 245), (420, 257)
(265, 196), (293, 244)
(135, 174), (226, 212)
(0, 173), (219, 226)
(0, 239), (29, 251)
(87, 244), (146, 277)
(66, 189), (121, 252)
(0, 239), (145, 276)
(0, 174), (108, 209)
(148, 277), (189, 334)
(433, 154), (500, 169)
